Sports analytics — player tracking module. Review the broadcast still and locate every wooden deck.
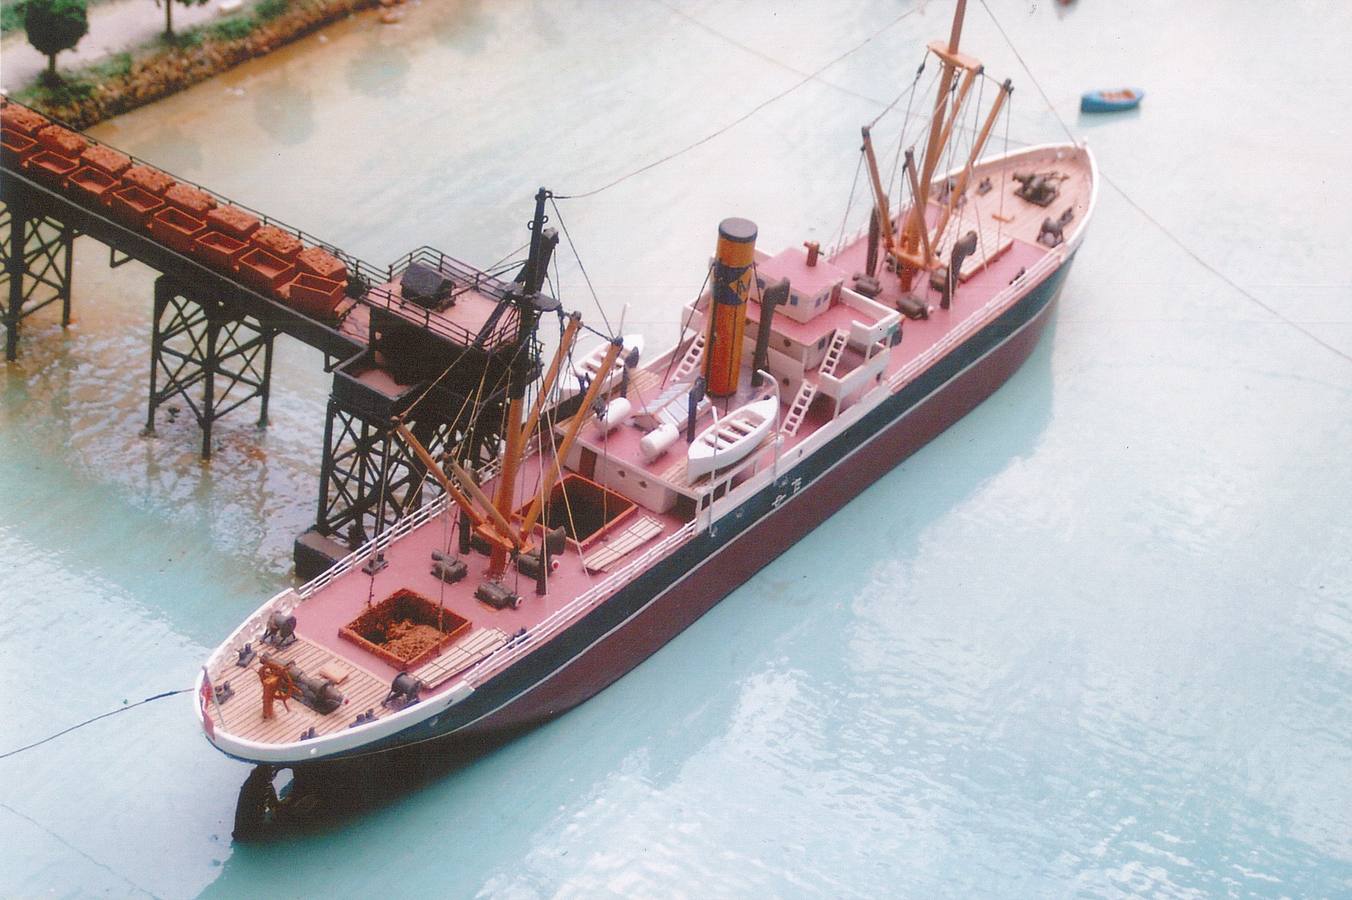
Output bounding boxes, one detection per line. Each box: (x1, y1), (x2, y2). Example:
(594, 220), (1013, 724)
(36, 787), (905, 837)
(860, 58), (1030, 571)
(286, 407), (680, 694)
(411, 627), (508, 688)
(207, 637), (392, 745)
(583, 516), (664, 572)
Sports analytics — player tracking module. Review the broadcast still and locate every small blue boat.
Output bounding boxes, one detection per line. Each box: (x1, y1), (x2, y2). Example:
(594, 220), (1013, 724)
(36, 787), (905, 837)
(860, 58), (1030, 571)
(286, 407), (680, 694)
(1080, 88), (1144, 113)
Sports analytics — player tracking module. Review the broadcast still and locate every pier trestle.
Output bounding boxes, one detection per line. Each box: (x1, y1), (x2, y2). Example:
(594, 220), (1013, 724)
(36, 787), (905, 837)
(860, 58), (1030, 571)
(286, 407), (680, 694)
(1, 199), (76, 361)
(146, 275), (277, 459)
(313, 393), (504, 559)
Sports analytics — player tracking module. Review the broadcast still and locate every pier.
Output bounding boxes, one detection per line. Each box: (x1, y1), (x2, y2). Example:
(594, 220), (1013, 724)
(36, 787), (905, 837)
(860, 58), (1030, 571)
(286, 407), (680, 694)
(1, 100), (533, 578)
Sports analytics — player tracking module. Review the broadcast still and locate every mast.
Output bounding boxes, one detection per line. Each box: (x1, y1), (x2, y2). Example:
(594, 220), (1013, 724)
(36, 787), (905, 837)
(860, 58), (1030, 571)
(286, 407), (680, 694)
(930, 78), (1012, 251)
(896, 1), (985, 286)
(488, 187), (559, 581)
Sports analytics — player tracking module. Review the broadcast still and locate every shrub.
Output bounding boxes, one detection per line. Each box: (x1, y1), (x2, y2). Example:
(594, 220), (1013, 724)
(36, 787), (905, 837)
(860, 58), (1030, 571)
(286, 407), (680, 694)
(254, 0), (287, 21)
(24, 0), (88, 83)
(209, 15), (252, 40)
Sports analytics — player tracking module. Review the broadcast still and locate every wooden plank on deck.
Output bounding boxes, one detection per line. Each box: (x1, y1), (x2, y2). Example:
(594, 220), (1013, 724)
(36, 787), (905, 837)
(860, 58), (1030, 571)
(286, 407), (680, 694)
(583, 515), (664, 572)
(411, 627), (509, 689)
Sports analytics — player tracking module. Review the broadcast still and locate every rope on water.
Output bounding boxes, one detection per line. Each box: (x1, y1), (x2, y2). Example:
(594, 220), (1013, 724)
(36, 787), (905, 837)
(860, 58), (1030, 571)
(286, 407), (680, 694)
(0, 689), (191, 761)
(977, 0), (1351, 366)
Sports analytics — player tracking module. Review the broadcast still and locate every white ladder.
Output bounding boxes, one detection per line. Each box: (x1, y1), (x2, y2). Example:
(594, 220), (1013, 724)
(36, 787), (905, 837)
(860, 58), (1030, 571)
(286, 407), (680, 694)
(780, 381), (818, 437)
(671, 333), (706, 382)
(819, 330), (848, 378)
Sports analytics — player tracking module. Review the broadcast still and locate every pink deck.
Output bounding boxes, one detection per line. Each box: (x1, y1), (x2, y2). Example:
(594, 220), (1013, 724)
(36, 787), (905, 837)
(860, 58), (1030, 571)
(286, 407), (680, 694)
(293, 490), (688, 683)
(225, 145), (1094, 743)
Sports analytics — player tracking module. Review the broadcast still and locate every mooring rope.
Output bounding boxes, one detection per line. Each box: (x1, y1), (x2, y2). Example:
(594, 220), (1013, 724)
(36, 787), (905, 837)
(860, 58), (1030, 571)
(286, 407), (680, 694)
(0, 689), (192, 760)
(554, 4), (922, 200)
(976, 0), (1351, 366)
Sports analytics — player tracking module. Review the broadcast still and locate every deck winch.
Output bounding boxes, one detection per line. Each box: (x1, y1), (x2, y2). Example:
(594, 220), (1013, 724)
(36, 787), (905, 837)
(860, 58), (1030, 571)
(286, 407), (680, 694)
(261, 611), (297, 648)
(260, 656), (344, 715)
(383, 673), (423, 711)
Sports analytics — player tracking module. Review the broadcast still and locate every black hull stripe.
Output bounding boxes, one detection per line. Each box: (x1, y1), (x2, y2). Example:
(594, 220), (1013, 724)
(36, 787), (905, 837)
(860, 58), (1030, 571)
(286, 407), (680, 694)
(318, 258), (1072, 760)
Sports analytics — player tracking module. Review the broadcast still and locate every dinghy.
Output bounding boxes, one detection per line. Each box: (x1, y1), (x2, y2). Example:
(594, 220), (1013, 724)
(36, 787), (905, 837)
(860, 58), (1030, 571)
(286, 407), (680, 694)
(1080, 88), (1144, 113)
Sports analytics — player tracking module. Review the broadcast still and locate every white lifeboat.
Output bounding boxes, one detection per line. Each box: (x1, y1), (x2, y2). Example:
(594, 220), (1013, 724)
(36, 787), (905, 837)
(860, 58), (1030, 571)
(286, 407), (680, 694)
(557, 334), (644, 401)
(686, 397), (778, 481)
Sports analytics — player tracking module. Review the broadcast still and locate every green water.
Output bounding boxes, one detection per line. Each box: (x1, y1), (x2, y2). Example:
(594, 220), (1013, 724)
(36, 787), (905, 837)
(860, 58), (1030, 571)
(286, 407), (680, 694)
(2, 1), (1351, 895)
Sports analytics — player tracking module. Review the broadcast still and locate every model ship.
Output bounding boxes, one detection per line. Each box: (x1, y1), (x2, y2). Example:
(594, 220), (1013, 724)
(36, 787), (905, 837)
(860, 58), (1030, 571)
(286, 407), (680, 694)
(196, 0), (1097, 774)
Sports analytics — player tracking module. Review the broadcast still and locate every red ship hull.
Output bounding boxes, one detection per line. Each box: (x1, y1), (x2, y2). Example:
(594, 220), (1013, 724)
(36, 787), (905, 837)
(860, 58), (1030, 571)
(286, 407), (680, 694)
(456, 271), (1063, 740)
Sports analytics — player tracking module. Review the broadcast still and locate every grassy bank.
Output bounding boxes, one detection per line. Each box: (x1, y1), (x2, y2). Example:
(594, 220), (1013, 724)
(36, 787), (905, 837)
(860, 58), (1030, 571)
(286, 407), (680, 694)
(13, 0), (379, 128)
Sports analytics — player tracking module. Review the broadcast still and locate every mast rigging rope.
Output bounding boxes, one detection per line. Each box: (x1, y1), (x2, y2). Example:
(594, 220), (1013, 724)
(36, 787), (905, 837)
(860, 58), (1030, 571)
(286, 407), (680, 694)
(554, 5), (922, 201)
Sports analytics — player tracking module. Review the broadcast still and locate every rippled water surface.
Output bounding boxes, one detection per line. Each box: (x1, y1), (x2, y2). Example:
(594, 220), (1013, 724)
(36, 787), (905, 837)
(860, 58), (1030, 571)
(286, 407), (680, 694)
(3, 1), (1351, 896)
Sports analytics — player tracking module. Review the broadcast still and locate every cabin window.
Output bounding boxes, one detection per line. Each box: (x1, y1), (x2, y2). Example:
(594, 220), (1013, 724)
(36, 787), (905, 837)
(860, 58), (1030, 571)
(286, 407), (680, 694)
(783, 337), (792, 349)
(789, 295), (798, 306)
(639, 479), (648, 489)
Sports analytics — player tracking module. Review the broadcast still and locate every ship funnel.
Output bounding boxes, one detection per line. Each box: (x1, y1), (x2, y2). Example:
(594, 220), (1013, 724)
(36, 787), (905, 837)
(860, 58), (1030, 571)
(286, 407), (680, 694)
(704, 217), (758, 397)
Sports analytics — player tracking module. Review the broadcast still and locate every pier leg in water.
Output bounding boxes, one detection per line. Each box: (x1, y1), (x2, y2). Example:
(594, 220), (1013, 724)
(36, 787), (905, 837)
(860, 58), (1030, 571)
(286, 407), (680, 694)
(144, 276), (276, 458)
(1, 200), (75, 361)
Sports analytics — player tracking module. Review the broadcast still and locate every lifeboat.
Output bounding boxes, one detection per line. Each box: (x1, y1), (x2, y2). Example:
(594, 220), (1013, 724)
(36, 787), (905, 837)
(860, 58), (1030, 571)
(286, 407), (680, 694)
(686, 397), (778, 481)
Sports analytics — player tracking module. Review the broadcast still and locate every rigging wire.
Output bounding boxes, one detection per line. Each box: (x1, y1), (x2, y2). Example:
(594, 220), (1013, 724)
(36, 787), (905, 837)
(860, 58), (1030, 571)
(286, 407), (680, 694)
(996, 82), (1011, 248)
(548, 197), (614, 338)
(975, 0), (1076, 145)
(886, 62), (934, 207)
(554, 5), (923, 200)
(0, 689), (191, 760)
(830, 152), (866, 259)
(976, 0), (1352, 367)
(869, 60), (928, 131)
(660, 265), (713, 388)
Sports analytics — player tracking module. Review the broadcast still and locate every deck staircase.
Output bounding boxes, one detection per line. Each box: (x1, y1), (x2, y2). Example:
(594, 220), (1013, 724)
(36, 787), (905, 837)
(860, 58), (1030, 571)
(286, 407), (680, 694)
(819, 329), (848, 378)
(780, 381), (818, 437)
(671, 333), (706, 382)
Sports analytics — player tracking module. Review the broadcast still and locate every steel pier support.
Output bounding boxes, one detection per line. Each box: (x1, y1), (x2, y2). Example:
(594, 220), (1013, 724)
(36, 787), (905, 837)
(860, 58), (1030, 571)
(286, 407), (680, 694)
(296, 391), (505, 578)
(315, 403), (474, 548)
(146, 276), (276, 458)
(1, 199), (76, 361)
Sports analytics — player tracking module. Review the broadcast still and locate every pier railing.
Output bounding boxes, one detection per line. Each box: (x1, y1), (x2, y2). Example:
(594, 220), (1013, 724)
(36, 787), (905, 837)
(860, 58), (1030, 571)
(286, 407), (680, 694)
(2, 99), (529, 353)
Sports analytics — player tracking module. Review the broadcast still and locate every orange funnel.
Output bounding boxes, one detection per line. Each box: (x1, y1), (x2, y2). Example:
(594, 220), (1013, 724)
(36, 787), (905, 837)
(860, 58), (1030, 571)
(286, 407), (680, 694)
(704, 217), (757, 397)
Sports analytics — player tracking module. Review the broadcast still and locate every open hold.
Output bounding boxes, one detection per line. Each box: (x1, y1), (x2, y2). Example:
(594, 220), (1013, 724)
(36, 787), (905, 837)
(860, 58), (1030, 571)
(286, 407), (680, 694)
(339, 589), (471, 669)
(526, 473), (635, 550)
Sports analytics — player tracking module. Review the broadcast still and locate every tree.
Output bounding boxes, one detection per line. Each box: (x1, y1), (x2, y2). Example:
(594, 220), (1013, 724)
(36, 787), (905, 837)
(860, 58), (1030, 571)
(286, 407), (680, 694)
(158, 0), (209, 39)
(24, 0), (88, 85)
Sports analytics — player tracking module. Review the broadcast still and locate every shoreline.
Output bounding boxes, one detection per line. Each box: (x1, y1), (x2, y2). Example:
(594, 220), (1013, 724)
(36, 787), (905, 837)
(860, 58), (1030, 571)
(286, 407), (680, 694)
(12, 0), (384, 130)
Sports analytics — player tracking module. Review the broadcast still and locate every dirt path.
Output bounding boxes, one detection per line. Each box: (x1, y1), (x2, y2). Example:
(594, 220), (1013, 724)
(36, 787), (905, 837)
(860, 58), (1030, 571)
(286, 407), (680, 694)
(0, 0), (230, 91)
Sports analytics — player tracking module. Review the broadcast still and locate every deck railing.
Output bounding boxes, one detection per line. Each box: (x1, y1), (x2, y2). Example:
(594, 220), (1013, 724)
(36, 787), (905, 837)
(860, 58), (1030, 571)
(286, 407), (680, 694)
(462, 519), (701, 687)
(296, 494), (452, 598)
(886, 247), (1063, 393)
